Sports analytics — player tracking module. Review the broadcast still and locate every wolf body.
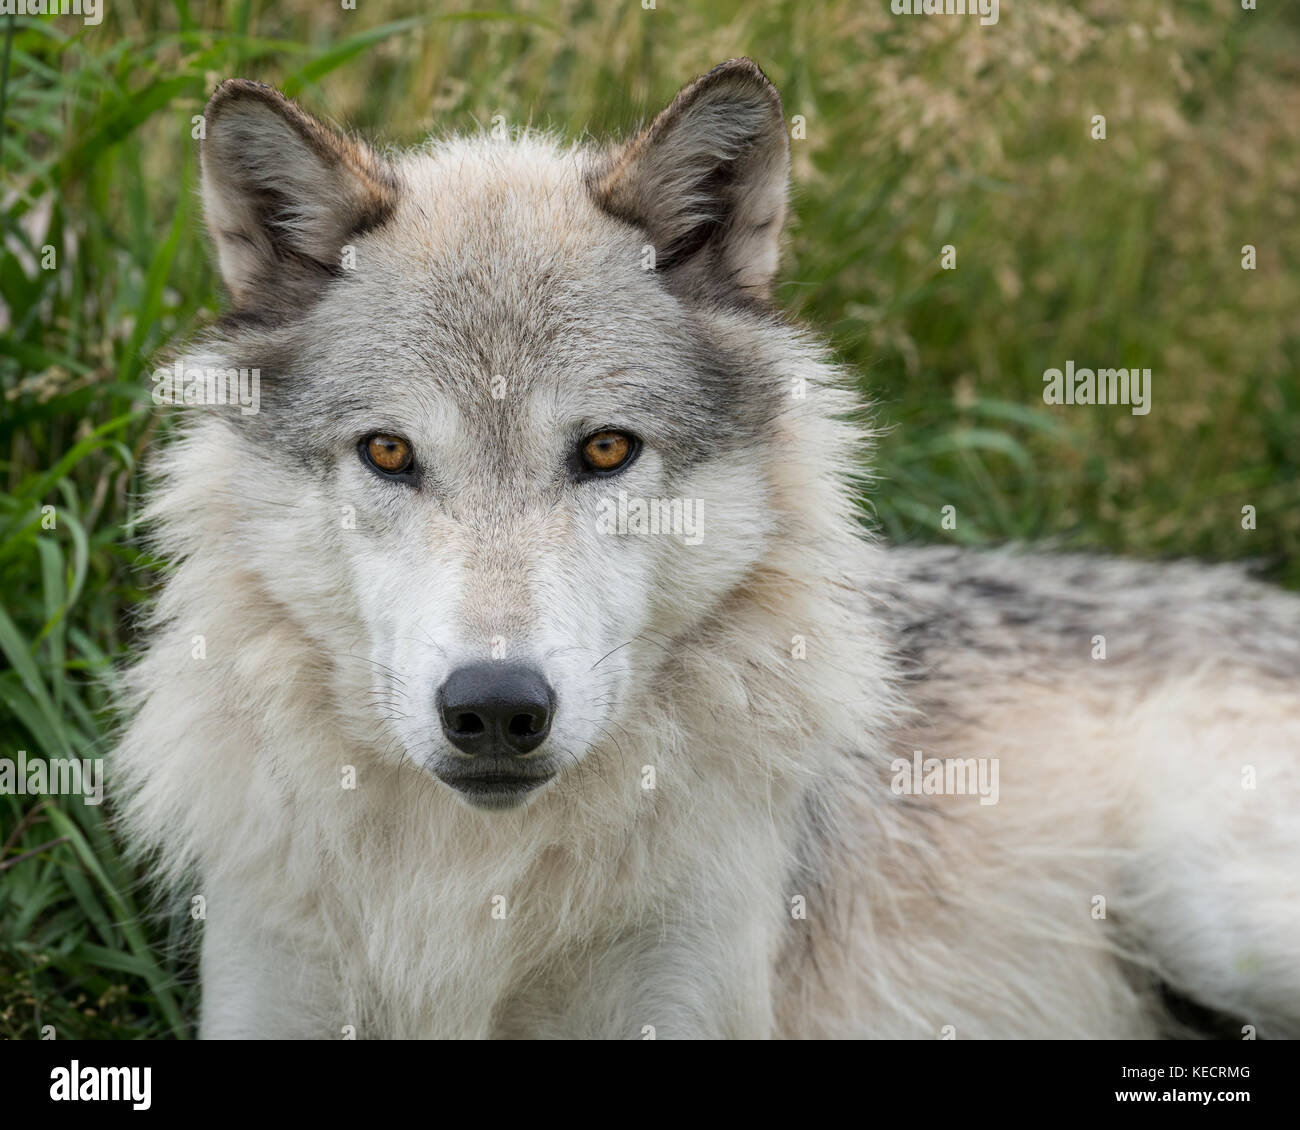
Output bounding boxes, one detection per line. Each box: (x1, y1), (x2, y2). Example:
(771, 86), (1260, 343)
(115, 61), (1300, 1039)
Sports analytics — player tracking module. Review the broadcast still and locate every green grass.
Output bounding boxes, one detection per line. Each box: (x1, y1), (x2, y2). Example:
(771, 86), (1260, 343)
(2, 0), (1298, 1038)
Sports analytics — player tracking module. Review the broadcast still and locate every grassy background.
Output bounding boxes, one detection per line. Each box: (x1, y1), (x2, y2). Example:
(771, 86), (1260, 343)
(2, 0), (1297, 1038)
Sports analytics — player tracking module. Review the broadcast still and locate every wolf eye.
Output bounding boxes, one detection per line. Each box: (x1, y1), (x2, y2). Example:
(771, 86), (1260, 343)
(579, 430), (638, 474)
(361, 434), (414, 477)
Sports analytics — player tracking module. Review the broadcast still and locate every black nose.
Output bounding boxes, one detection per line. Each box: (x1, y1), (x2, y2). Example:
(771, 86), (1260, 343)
(437, 663), (554, 757)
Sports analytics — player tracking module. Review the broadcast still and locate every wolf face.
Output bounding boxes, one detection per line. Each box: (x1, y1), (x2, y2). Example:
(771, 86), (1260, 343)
(189, 61), (796, 808)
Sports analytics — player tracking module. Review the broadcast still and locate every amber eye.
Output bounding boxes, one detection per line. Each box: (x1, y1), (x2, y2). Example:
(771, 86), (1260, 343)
(362, 434), (414, 476)
(580, 430), (638, 474)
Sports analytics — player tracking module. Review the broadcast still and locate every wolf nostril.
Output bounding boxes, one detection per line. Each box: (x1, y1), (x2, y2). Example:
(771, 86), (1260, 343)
(437, 663), (554, 757)
(454, 712), (485, 735)
(508, 713), (540, 737)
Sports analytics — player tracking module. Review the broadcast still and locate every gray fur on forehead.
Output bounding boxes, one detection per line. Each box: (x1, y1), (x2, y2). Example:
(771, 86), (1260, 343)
(194, 60), (794, 466)
(211, 260), (788, 481)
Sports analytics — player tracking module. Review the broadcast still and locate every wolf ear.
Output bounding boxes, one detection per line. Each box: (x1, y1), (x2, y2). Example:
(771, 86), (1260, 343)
(200, 80), (399, 309)
(589, 58), (789, 301)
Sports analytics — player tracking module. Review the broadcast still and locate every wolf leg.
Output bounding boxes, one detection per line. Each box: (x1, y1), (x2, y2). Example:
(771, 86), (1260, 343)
(1124, 677), (1300, 1037)
(198, 891), (342, 1040)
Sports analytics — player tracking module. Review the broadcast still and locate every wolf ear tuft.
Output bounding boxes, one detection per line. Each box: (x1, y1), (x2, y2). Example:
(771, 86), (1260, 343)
(589, 58), (789, 301)
(200, 80), (399, 309)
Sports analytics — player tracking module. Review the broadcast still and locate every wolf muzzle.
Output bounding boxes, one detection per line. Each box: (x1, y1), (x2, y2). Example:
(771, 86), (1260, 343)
(434, 663), (557, 806)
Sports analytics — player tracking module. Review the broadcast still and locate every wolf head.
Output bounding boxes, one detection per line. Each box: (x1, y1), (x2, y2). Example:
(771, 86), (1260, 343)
(159, 60), (852, 812)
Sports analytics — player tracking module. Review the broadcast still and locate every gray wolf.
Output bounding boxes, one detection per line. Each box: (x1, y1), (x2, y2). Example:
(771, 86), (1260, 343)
(115, 59), (1300, 1038)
